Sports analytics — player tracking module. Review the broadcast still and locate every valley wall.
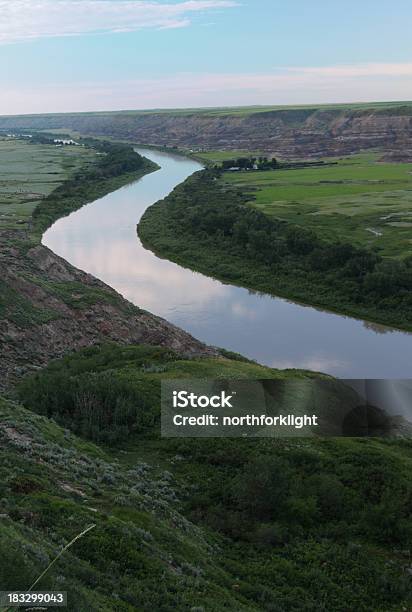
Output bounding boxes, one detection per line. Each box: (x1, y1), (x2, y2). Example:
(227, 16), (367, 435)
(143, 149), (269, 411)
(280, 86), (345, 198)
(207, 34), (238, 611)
(1, 105), (412, 159)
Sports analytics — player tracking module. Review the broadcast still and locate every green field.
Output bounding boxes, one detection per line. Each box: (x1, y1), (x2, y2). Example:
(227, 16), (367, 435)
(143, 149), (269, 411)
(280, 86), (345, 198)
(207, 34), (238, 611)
(0, 137), (97, 230)
(223, 153), (412, 258)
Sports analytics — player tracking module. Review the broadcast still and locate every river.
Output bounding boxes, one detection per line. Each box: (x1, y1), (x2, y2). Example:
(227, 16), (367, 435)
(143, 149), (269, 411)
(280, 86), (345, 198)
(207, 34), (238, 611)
(42, 148), (412, 378)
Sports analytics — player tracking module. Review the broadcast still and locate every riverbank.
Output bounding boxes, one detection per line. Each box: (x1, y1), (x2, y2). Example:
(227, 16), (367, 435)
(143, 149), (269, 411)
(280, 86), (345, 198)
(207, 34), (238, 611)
(138, 169), (412, 332)
(0, 139), (216, 389)
(30, 137), (159, 239)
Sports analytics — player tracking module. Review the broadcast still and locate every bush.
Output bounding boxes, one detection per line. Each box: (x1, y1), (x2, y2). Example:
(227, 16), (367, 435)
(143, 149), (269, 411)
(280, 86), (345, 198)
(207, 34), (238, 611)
(18, 370), (155, 444)
(230, 456), (292, 520)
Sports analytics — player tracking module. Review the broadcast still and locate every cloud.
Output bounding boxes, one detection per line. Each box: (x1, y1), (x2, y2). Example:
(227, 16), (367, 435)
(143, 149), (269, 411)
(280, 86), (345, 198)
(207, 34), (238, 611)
(289, 63), (412, 78)
(0, 0), (238, 44)
(2, 62), (412, 115)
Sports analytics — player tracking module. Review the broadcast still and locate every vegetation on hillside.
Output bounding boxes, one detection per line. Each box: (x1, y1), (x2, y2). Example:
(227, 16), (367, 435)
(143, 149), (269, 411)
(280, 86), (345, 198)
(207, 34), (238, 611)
(1, 343), (411, 610)
(16, 343), (337, 444)
(2, 101), (412, 164)
(138, 168), (412, 330)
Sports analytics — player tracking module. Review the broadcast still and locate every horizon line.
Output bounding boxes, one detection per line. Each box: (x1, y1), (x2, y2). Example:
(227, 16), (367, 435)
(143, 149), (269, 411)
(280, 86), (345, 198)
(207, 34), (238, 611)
(1, 98), (412, 119)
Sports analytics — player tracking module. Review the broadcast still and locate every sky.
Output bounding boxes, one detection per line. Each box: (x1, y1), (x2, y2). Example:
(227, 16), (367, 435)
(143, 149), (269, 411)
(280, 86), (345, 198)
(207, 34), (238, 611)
(2, 0), (412, 115)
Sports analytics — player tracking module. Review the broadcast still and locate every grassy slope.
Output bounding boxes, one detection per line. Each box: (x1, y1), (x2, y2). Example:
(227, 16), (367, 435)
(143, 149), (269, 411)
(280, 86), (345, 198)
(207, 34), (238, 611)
(1, 394), (256, 611)
(2, 343), (412, 610)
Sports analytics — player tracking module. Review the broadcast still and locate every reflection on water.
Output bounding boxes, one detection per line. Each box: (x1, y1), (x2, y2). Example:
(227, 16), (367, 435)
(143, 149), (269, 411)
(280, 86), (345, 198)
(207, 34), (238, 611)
(362, 320), (393, 335)
(42, 148), (412, 378)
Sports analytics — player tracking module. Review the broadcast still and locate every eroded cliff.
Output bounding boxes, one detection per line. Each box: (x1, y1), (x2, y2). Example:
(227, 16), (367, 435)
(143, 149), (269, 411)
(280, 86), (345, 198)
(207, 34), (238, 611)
(0, 230), (215, 390)
(1, 105), (412, 159)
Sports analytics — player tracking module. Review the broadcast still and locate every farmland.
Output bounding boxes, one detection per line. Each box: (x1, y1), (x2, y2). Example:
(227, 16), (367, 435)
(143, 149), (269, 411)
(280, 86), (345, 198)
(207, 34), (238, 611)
(223, 153), (412, 258)
(0, 137), (97, 230)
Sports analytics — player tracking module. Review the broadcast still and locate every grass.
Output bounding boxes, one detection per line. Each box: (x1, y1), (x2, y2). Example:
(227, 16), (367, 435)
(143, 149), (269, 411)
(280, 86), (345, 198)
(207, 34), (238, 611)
(16, 342), (323, 444)
(0, 279), (58, 328)
(223, 152), (412, 258)
(22, 276), (136, 313)
(0, 137), (97, 230)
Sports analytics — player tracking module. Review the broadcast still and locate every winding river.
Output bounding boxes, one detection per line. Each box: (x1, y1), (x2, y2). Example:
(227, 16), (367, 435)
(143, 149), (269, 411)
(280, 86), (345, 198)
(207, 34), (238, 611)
(42, 148), (412, 378)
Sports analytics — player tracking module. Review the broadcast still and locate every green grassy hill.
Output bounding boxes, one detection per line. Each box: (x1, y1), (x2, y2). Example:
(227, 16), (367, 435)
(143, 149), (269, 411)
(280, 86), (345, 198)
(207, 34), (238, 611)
(2, 343), (412, 610)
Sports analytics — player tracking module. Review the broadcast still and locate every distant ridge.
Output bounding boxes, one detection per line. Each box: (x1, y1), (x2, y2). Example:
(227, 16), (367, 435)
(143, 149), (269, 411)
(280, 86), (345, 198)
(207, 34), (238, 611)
(1, 101), (412, 159)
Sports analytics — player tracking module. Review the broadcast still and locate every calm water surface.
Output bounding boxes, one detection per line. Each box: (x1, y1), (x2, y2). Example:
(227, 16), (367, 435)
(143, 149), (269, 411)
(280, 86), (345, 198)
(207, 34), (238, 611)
(42, 149), (412, 378)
